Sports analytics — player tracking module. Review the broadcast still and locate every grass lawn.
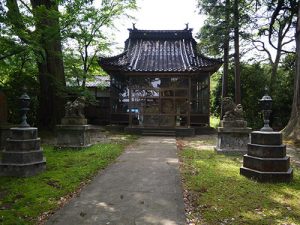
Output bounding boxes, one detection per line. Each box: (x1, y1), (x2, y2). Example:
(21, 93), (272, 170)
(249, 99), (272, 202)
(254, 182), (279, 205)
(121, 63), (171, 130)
(0, 135), (136, 225)
(180, 148), (300, 225)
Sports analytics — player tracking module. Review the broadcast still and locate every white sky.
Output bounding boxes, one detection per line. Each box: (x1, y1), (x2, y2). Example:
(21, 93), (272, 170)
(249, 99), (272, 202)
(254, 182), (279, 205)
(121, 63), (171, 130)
(111, 0), (205, 53)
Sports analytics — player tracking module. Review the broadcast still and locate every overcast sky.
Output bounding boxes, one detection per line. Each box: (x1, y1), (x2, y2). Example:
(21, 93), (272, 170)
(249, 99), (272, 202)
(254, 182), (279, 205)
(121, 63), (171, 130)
(111, 0), (205, 53)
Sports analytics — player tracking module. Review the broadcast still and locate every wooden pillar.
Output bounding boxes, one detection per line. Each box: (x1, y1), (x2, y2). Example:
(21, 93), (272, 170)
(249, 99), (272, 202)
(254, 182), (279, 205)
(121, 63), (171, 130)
(188, 77), (191, 128)
(129, 77), (132, 127)
(208, 73), (211, 127)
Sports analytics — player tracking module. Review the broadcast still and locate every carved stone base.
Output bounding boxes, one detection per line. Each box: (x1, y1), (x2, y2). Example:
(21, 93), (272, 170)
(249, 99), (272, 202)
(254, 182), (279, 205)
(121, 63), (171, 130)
(61, 117), (87, 125)
(56, 125), (93, 148)
(0, 124), (13, 150)
(240, 131), (293, 182)
(221, 120), (247, 128)
(0, 127), (46, 177)
(215, 127), (252, 154)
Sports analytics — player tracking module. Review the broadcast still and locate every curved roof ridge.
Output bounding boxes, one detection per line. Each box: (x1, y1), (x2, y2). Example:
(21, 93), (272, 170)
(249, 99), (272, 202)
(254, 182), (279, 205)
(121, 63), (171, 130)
(196, 52), (223, 63)
(98, 28), (223, 73)
(99, 51), (127, 61)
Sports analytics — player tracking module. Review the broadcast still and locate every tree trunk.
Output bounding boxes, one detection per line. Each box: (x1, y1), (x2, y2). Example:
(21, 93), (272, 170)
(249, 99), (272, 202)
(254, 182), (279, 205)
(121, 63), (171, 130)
(282, 2), (300, 141)
(221, 0), (230, 118)
(233, 0), (241, 104)
(269, 51), (281, 95)
(31, 0), (66, 129)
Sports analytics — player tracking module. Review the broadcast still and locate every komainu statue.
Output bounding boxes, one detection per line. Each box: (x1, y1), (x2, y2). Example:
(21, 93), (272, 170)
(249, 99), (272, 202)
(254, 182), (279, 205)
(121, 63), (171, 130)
(65, 97), (86, 118)
(223, 97), (244, 120)
(222, 97), (246, 127)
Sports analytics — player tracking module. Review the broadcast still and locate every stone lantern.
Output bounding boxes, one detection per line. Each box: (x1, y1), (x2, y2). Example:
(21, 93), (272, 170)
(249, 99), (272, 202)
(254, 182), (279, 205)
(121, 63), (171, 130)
(0, 88), (46, 177)
(19, 87), (30, 127)
(259, 88), (273, 132)
(240, 89), (293, 182)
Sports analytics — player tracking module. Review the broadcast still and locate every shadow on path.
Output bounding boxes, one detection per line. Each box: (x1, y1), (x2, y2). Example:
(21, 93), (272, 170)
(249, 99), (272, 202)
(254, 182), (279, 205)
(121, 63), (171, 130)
(46, 136), (185, 225)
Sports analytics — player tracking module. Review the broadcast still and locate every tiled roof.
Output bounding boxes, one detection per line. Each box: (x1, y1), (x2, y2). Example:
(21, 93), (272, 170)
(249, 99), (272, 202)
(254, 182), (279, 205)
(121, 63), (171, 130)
(85, 76), (110, 87)
(99, 28), (222, 73)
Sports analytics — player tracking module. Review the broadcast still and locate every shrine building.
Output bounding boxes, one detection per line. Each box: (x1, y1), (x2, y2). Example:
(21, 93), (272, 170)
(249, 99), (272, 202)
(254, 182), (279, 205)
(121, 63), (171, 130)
(98, 26), (222, 135)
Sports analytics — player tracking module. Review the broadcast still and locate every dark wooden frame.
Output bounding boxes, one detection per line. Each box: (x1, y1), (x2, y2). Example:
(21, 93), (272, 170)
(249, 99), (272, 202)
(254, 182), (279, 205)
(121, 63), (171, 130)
(109, 72), (211, 128)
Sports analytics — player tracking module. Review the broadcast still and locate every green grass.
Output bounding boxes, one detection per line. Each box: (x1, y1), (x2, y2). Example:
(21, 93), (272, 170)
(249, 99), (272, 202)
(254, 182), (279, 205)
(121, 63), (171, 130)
(210, 116), (220, 128)
(0, 137), (136, 225)
(180, 148), (300, 225)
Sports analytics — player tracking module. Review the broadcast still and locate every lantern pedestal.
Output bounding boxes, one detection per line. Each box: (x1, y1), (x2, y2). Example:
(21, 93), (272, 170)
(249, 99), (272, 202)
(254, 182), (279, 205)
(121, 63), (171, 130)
(0, 127), (46, 177)
(240, 131), (293, 182)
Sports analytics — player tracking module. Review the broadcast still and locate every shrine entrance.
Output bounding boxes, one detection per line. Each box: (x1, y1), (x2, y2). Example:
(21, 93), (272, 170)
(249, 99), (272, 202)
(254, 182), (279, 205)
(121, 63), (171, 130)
(129, 77), (190, 127)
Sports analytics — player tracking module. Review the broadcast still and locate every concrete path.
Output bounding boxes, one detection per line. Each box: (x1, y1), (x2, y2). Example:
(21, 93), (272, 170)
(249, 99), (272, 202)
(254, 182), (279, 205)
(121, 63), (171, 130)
(46, 137), (186, 225)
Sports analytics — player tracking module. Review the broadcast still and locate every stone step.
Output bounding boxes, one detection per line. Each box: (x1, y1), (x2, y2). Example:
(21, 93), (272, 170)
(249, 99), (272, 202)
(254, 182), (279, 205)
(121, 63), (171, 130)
(240, 167), (293, 183)
(0, 159), (46, 177)
(247, 143), (286, 158)
(1, 150), (44, 164)
(5, 138), (41, 151)
(142, 130), (176, 136)
(10, 127), (38, 140)
(243, 154), (290, 172)
(251, 131), (282, 145)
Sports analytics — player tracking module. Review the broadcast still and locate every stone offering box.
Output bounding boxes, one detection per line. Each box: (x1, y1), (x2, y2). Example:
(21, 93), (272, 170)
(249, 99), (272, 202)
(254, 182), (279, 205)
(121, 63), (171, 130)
(240, 131), (293, 182)
(0, 127), (46, 177)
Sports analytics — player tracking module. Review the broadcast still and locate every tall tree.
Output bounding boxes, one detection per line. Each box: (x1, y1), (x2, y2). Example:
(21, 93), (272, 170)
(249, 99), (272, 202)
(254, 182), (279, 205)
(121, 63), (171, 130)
(197, 0), (252, 107)
(4, 0), (66, 129)
(233, 0), (241, 104)
(283, 1), (300, 141)
(252, 0), (296, 96)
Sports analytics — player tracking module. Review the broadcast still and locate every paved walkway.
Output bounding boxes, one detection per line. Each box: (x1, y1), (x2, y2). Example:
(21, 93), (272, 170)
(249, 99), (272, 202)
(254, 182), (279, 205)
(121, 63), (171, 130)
(46, 137), (185, 225)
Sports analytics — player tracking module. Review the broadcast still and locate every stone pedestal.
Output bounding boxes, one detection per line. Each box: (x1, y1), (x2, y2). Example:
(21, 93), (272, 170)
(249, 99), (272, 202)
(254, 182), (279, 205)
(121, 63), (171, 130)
(0, 127), (46, 177)
(56, 125), (93, 148)
(0, 124), (13, 150)
(61, 117), (87, 125)
(215, 126), (252, 154)
(240, 131), (293, 182)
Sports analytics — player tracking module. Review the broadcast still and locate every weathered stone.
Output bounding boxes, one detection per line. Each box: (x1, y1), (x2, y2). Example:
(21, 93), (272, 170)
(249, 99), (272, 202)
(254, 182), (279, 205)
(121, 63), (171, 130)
(248, 143), (286, 158)
(243, 155), (290, 172)
(5, 138), (41, 151)
(221, 120), (247, 128)
(0, 124), (13, 150)
(240, 167), (293, 183)
(56, 125), (93, 148)
(240, 131), (293, 183)
(215, 127), (252, 154)
(10, 127), (38, 140)
(251, 131), (282, 145)
(0, 127), (46, 177)
(2, 150), (44, 164)
(0, 161), (46, 177)
(61, 117), (87, 125)
(216, 98), (252, 154)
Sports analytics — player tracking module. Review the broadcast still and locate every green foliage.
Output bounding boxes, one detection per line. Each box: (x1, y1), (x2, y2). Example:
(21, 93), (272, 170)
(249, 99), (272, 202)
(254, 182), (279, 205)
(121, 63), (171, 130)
(197, 0), (254, 57)
(61, 0), (137, 87)
(0, 140), (133, 225)
(180, 148), (300, 225)
(210, 62), (294, 130)
(0, 52), (38, 125)
(272, 55), (295, 129)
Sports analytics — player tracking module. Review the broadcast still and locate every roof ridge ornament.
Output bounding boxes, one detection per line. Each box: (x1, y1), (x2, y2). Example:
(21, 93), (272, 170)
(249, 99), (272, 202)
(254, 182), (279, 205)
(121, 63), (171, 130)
(132, 23), (137, 30)
(185, 23), (189, 30)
